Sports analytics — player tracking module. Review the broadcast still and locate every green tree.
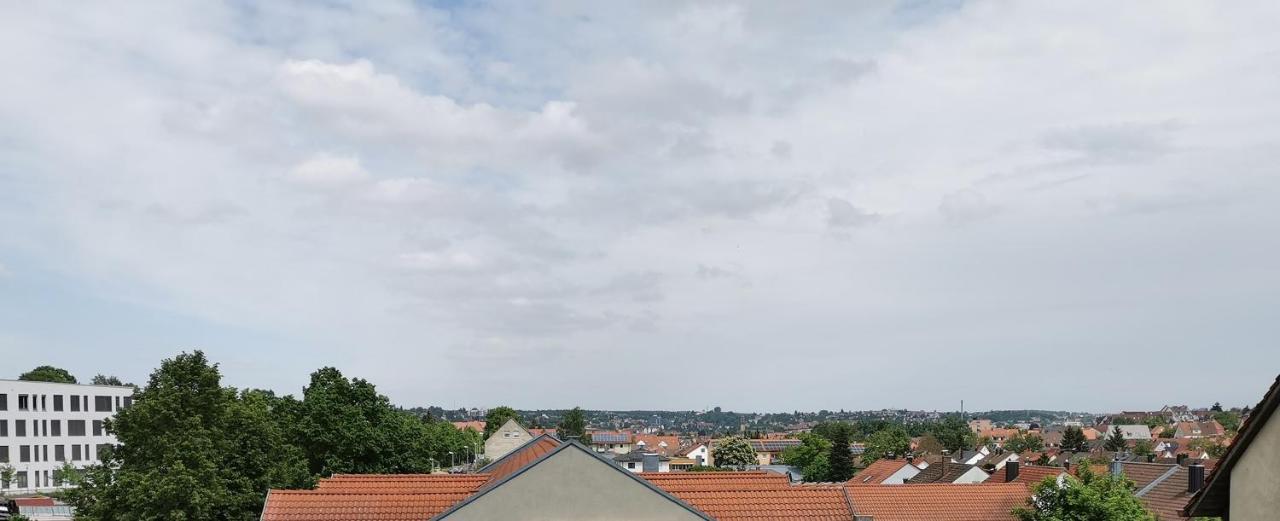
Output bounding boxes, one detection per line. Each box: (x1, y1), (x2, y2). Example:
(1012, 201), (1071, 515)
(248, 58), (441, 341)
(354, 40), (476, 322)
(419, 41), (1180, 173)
(1209, 402), (1223, 412)
(1005, 432), (1046, 454)
(1104, 425), (1128, 452)
(557, 407), (587, 441)
(64, 351), (311, 521)
(289, 367), (437, 476)
(916, 434), (945, 455)
(1132, 439), (1154, 458)
(0, 463), (14, 489)
(1013, 464), (1156, 520)
(18, 365), (77, 383)
(825, 424), (856, 482)
(712, 436), (758, 469)
(929, 417), (976, 454)
(91, 374), (127, 386)
(781, 433), (832, 482)
(860, 427), (911, 465)
(484, 406), (521, 439)
(1061, 426), (1089, 453)
(1213, 411), (1241, 434)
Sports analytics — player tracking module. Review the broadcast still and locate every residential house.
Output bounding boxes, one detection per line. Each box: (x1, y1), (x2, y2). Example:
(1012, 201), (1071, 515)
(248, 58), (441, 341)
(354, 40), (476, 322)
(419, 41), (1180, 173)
(1186, 374), (1280, 521)
(589, 431), (634, 454)
(968, 419), (993, 433)
(976, 450), (1020, 471)
(906, 461), (990, 484)
(952, 446), (991, 465)
(1174, 420), (1225, 439)
(451, 421), (485, 433)
(746, 438), (802, 465)
(614, 451), (671, 473)
(678, 443), (711, 467)
(483, 418), (532, 461)
(633, 435), (681, 457)
(850, 458), (921, 485)
(1107, 424), (1154, 440)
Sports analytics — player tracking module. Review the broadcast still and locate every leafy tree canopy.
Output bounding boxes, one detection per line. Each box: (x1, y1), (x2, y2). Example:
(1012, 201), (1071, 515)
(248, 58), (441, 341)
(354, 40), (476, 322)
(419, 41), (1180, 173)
(91, 374), (132, 386)
(1014, 464), (1156, 520)
(18, 365), (77, 383)
(1060, 426), (1090, 453)
(484, 406), (521, 439)
(63, 351), (312, 521)
(928, 417), (976, 454)
(1104, 425), (1128, 452)
(712, 436), (758, 469)
(557, 407), (587, 441)
(781, 432), (832, 482)
(1005, 431), (1046, 454)
(860, 427), (912, 465)
(824, 423), (856, 482)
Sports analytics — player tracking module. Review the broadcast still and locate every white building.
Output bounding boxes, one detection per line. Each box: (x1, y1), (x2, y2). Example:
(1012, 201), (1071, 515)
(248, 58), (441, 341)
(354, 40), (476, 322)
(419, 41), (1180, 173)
(0, 379), (134, 494)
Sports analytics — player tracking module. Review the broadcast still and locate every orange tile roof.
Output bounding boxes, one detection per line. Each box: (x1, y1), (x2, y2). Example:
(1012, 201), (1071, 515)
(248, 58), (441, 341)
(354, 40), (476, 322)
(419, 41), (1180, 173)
(640, 471), (793, 491)
(633, 434), (683, 456)
(844, 483), (1031, 521)
(451, 421), (485, 432)
(261, 490), (475, 521)
(666, 488), (854, 521)
(316, 475), (489, 494)
(1134, 465), (1196, 520)
(480, 434), (562, 483)
(851, 459), (915, 484)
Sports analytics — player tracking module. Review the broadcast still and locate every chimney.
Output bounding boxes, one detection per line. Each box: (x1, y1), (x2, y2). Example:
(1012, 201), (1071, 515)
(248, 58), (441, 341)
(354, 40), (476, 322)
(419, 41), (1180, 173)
(1005, 460), (1020, 482)
(1176, 454), (1188, 466)
(906, 455), (914, 465)
(1109, 456), (1124, 477)
(1188, 464), (1205, 493)
(1146, 454), (1155, 463)
(1063, 459), (1070, 471)
(642, 453), (660, 473)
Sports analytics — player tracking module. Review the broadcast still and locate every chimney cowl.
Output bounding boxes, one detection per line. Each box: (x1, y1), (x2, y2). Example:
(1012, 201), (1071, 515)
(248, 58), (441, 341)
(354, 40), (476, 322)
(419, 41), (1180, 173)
(1188, 464), (1205, 494)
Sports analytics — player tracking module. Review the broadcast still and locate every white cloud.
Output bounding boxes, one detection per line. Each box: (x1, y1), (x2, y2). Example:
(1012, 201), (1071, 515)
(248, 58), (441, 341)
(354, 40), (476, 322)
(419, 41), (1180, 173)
(1, 1), (1279, 410)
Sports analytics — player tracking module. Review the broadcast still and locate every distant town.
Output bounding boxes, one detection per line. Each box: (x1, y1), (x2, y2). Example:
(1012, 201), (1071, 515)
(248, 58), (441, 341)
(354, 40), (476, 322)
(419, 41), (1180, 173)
(2, 353), (1271, 520)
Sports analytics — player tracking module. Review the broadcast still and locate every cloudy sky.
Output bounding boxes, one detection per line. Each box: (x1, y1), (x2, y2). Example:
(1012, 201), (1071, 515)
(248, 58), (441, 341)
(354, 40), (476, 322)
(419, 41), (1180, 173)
(2, 1), (1277, 413)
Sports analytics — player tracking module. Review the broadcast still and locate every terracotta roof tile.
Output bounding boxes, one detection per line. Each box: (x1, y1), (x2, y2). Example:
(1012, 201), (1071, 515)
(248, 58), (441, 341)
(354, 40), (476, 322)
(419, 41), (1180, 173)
(1134, 465), (1195, 520)
(845, 483), (1031, 521)
(261, 490), (475, 521)
(479, 434), (562, 483)
(640, 471), (793, 491)
(851, 459), (915, 484)
(666, 488), (854, 521)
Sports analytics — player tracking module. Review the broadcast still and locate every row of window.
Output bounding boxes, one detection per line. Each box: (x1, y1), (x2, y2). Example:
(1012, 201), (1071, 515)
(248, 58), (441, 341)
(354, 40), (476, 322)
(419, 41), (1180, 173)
(0, 419), (106, 437)
(0, 393), (131, 413)
(0, 468), (76, 489)
(0, 443), (108, 463)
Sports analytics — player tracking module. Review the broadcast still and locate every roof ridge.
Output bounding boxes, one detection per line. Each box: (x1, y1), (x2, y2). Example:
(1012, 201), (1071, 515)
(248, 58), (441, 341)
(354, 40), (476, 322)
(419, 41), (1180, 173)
(1134, 465), (1182, 498)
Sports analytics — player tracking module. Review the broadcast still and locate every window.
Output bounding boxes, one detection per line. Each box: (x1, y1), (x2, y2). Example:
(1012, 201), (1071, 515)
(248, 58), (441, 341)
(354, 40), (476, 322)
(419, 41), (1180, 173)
(15, 420), (26, 437)
(0, 419), (6, 437)
(0, 393), (6, 410)
(53, 395), (64, 411)
(123, 397), (133, 408)
(72, 444), (82, 461)
(43, 445), (49, 461)
(71, 395), (81, 412)
(18, 394), (29, 411)
(20, 445), (30, 462)
(627, 462), (636, 469)
(41, 394), (47, 411)
(95, 396), (113, 412)
(0, 446), (7, 462)
(93, 420), (103, 436)
(16, 471), (27, 489)
(115, 396), (121, 410)
(55, 445), (65, 461)
(51, 420), (61, 436)
(68, 420), (86, 436)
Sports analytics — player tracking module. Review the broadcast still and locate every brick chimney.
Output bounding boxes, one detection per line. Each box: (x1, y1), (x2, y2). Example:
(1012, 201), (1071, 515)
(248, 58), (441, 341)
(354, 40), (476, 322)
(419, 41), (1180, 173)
(1005, 460), (1020, 482)
(1188, 463), (1205, 493)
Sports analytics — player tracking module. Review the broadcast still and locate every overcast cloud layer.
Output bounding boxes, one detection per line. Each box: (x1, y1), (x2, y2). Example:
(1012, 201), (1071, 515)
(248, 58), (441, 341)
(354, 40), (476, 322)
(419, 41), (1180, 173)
(2, 1), (1278, 412)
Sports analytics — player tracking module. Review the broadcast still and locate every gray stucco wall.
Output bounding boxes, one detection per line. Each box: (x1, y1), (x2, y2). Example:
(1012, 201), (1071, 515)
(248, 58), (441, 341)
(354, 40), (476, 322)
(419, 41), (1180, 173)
(485, 420), (532, 461)
(442, 448), (705, 521)
(1230, 409), (1280, 521)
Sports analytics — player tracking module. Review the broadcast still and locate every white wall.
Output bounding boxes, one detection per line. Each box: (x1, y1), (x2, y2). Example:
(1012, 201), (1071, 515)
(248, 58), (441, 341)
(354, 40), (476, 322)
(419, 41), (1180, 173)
(0, 380), (134, 494)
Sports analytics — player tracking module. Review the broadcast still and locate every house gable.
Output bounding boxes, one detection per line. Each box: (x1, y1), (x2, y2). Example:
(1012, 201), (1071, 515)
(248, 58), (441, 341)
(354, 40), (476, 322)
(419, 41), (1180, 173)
(437, 442), (710, 521)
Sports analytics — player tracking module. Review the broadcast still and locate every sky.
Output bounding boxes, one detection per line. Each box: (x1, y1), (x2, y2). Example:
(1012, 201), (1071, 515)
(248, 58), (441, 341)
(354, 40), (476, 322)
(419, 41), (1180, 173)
(1, 1), (1278, 413)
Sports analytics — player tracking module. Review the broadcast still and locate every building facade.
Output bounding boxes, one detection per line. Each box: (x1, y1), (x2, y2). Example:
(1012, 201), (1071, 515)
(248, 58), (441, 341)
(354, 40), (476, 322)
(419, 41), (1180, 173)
(0, 380), (134, 494)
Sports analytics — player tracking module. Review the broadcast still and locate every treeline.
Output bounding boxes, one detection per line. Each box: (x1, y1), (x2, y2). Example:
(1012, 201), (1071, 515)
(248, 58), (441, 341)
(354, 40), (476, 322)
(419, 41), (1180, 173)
(64, 351), (480, 521)
(782, 417), (977, 482)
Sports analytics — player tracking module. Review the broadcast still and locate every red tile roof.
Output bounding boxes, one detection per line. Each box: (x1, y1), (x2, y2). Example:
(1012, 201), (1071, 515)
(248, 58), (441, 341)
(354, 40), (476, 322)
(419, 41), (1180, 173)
(640, 471), (793, 491)
(851, 459), (916, 484)
(634, 434), (683, 456)
(480, 434), (562, 483)
(261, 490), (476, 521)
(316, 474), (489, 494)
(666, 488), (854, 521)
(845, 483), (1031, 521)
(450, 421), (485, 432)
(1134, 465), (1195, 520)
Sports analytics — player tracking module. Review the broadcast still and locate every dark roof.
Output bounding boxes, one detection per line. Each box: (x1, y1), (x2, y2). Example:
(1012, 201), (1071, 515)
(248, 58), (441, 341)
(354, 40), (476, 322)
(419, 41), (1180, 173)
(591, 432), (632, 444)
(1186, 374), (1280, 517)
(614, 451), (671, 462)
(748, 439), (803, 452)
(907, 462), (984, 484)
(477, 433), (562, 483)
(1133, 464), (1196, 520)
